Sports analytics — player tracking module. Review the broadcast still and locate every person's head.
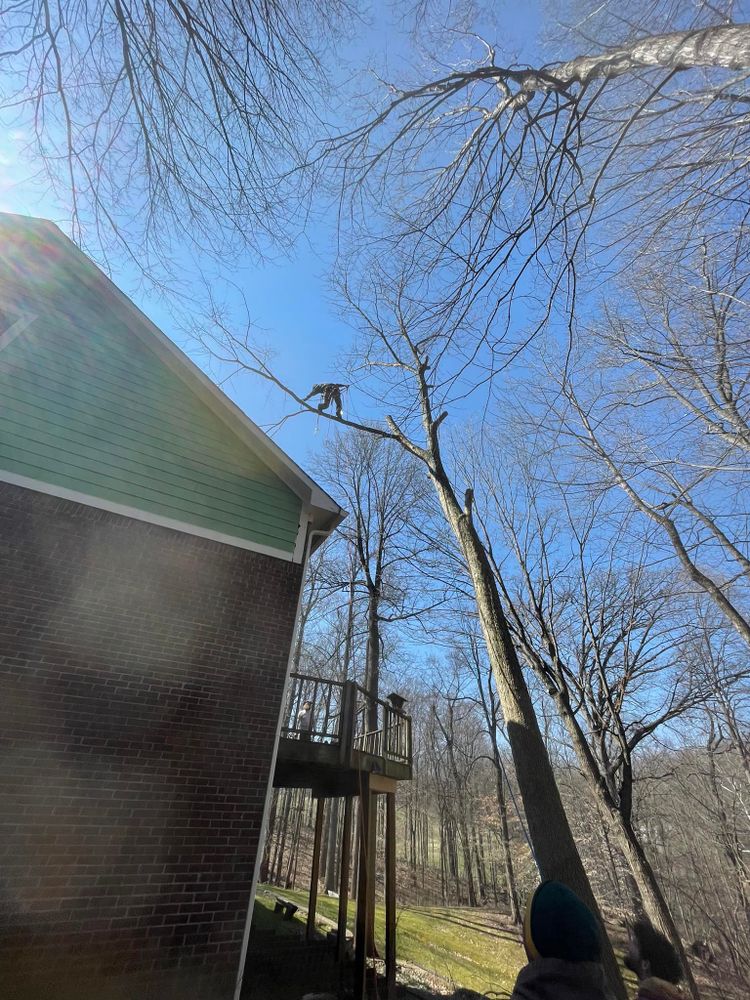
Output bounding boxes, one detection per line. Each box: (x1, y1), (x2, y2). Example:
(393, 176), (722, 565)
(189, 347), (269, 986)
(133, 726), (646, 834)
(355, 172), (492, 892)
(523, 881), (603, 965)
(624, 918), (683, 984)
(302, 701), (312, 710)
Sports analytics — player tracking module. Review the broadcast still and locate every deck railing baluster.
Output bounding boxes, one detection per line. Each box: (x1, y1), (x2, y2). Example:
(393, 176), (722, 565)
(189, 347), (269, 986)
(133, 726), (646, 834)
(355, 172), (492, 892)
(281, 672), (412, 771)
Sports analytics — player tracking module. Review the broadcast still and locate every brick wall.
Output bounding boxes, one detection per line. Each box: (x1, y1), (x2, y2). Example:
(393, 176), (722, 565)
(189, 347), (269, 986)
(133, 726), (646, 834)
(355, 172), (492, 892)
(0, 481), (303, 999)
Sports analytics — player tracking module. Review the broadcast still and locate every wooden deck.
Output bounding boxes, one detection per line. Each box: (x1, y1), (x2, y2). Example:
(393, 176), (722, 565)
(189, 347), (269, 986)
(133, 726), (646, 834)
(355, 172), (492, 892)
(274, 674), (413, 795)
(268, 672), (411, 999)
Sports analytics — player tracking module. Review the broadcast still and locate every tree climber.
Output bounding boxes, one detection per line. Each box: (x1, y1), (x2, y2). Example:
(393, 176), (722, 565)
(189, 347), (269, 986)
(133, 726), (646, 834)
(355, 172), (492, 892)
(303, 383), (348, 419)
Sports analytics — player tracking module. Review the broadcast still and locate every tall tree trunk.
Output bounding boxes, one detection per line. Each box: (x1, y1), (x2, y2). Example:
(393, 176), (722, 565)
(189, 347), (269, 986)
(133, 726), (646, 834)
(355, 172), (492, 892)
(596, 800), (631, 907)
(613, 812), (701, 998)
(429, 468), (626, 999)
(536, 24), (750, 91)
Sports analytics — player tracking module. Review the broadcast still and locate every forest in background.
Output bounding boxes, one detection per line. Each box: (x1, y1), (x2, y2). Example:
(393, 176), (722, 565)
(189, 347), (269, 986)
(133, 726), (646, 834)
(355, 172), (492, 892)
(261, 406), (750, 998)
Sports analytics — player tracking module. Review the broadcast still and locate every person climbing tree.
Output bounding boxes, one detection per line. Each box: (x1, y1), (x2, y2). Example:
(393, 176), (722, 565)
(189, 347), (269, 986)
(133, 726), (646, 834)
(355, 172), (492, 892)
(304, 383), (348, 418)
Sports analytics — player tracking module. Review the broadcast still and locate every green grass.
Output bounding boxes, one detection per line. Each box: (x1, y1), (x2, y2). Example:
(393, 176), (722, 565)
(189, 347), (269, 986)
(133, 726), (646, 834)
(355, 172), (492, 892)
(253, 891), (307, 937)
(254, 885), (735, 1000)
(257, 884), (525, 996)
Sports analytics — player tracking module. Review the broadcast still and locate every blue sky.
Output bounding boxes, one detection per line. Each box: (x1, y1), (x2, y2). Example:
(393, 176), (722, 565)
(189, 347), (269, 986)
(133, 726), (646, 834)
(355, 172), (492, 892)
(0, 2), (541, 473)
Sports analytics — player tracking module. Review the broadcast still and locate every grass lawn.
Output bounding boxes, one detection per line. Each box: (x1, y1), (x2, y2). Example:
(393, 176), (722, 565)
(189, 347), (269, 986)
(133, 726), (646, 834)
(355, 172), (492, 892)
(256, 884), (525, 996)
(254, 886), (736, 1000)
(253, 891), (306, 937)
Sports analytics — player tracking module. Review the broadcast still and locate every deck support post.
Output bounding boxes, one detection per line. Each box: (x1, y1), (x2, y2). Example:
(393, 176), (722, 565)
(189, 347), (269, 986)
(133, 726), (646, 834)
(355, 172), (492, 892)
(306, 796), (325, 942)
(385, 791), (396, 999)
(337, 795), (353, 961)
(354, 774), (374, 1000)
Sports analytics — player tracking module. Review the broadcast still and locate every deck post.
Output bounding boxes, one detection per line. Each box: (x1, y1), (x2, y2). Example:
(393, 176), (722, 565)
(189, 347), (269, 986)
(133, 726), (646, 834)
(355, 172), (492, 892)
(306, 796), (325, 941)
(385, 791), (396, 999)
(354, 774), (373, 1000)
(337, 795), (353, 962)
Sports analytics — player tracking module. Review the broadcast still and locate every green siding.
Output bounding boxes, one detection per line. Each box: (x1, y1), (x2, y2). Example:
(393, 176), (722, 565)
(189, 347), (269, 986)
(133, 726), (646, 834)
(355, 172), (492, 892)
(0, 220), (302, 552)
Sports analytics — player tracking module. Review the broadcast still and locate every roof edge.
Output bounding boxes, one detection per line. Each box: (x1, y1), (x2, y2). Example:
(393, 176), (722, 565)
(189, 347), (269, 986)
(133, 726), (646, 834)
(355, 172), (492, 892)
(17, 215), (344, 534)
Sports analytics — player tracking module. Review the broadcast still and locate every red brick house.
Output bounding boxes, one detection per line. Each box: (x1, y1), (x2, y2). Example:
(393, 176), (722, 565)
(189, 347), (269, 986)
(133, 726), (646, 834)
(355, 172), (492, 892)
(0, 214), (343, 999)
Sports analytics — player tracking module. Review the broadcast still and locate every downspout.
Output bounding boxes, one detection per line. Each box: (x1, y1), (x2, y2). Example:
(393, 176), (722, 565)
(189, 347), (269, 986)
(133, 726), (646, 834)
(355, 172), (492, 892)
(233, 522), (329, 1000)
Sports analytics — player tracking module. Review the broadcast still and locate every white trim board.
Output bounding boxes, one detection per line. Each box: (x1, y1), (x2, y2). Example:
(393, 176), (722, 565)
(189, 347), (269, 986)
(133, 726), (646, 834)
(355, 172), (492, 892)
(0, 470), (302, 563)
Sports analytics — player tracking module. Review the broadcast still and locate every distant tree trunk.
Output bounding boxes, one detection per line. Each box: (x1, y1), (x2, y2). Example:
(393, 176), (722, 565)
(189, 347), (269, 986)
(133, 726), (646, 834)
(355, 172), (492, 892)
(365, 587), (381, 729)
(433, 704), (477, 906)
(449, 818), (462, 903)
(410, 804), (418, 871)
(459, 817), (477, 907)
(475, 824), (489, 903)
(324, 798), (340, 893)
(439, 816), (447, 904)
(286, 790), (305, 888)
(493, 757), (521, 924)
(273, 788), (295, 885)
(706, 734), (750, 934)
(260, 790), (279, 883)
(351, 797), (360, 901)
(320, 799), (331, 885)
(324, 557), (357, 894)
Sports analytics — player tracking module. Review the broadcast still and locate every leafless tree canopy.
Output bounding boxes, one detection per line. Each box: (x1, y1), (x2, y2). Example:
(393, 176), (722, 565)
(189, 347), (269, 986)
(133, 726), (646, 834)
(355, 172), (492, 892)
(0, 0), (351, 263)
(328, 6), (750, 340)
(549, 240), (750, 652)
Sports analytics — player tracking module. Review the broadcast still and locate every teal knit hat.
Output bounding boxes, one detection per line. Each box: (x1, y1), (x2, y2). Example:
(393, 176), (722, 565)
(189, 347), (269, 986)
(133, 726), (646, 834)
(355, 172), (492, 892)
(523, 881), (602, 963)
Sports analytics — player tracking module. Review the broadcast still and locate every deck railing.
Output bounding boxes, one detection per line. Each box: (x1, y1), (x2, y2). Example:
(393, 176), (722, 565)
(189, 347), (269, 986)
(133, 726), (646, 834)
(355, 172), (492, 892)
(282, 673), (346, 745)
(352, 696), (411, 764)
(282, 673), (412, 769)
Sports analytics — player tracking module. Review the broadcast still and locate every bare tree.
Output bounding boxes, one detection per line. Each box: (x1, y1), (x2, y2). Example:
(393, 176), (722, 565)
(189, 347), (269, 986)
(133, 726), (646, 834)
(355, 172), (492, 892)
(329, 6), (750, 334)
(638, 711), (750, 992)
(452, 625), (522, 923)
(558, 240), (750, 652)
(1, 0), (351, 266)
(430, 691), (482, 908)
(316, 430), (442, 720)
(314, 435), (442, 899)
(209, 263), (628, 998)
(465, 431), (705, 994)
